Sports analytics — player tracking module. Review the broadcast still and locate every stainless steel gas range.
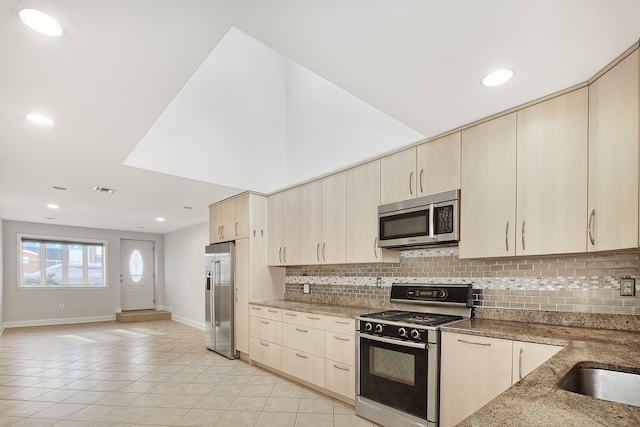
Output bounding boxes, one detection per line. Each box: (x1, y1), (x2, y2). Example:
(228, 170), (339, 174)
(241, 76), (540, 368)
(356, 283), (473, 427)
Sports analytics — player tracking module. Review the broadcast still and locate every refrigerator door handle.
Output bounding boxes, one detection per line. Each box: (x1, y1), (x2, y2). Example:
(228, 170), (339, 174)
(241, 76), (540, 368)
(213, 259), (221, 327)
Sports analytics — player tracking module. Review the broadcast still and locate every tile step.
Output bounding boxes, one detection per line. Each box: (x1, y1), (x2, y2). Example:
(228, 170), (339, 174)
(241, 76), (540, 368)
(116, 309), (171, 323)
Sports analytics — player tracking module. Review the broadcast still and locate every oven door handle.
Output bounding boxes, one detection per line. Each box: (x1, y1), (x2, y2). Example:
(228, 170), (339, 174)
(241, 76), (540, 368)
(358, 332), (427, 350)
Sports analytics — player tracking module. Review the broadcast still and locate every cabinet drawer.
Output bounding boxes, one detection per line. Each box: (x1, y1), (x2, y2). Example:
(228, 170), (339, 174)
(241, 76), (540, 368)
(250, 337), (281, 370)
(325, 332), (355, 365)
(282, 347), (325, 388)
(301, 313), (325, 329)
(282, 323), (325, 356)
(264, 307), (282, 321)
(249, 305), (264, 317)
(282, 310), (302, 325)
(325, 359), (355, 400)
(325, 316), (355, 335)
(250, 316), (282, 344)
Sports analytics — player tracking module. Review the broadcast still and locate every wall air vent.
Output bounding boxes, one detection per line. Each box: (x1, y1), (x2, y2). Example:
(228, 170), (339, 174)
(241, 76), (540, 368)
(92, 186), (115, 194)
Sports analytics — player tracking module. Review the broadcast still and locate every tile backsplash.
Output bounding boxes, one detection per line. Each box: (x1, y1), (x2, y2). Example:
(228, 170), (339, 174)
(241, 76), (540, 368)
(284, 248), (640, 315)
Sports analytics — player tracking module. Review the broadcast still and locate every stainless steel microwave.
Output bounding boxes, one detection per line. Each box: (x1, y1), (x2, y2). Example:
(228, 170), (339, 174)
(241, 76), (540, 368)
(378, 189), (460, 249)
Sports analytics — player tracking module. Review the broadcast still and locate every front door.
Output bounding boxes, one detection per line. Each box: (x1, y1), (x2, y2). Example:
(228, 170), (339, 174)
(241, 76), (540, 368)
(121, 239), (155, 311)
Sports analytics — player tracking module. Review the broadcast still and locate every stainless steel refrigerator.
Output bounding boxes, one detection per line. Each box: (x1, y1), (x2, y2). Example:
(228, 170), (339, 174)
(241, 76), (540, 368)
(205, 242), (236, 359)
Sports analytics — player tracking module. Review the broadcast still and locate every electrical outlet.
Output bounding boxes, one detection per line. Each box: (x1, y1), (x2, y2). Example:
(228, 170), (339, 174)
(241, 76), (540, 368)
(376, 277), (382, 288)
(620, 278), (636, 296)
(303, 283), (310, 294)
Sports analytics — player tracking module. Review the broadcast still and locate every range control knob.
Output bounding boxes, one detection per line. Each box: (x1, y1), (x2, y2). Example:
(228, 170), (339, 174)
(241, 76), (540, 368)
(398, 327), (408, 337)
(375, 324), (384, 333)
(364, 323), (373, 332)
(410, 329), (421, 340)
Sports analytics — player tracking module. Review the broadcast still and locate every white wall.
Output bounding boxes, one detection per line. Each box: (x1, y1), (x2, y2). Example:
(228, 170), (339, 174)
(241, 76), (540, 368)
(0, 219), (4, 329)
(163, 222), (208, 329)
(2, 220), (163, 327)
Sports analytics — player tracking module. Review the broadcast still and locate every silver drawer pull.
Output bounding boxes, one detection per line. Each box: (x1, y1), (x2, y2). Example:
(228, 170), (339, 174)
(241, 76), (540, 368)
(306, 316), (320, 320)
(251, 307), (261, 311)
(295, 328), (308, 333)
(267, 309), (278, 313)
(335, 320), (351, 325)
(260, 320), (269, 325)
(333, 364), (350, 371)
(458, 338), (491, 347)
(285, 313), (298, 317)
(295, 353), (308, 359)
(333, 336), (350, 342)
(260, 342), (269, 347)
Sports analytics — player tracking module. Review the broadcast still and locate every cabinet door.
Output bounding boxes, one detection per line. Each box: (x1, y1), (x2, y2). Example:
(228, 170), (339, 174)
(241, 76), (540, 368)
(282, 347), (325, 388)
(346, 160), (383, 263)
(512, 341), (562, 384)
(234, 194), (250, 239)
(325, 360), (355, 400)
(282, 323), (325, 357)
(380, 147), (417, 204)
(440, 332), (513, 427)
(267, 192), (284, 266)
(209, 204), (222, 243)
(588, 49), (639, 251)
(282, 187), (301, 265)
(234, 239), (249, 354)
(321, 173), (346, 264)
(325, 332), (355, 365)
(516, 88), (588, 255)
(416, 132), (461, 196)
(459, 114), (517, 258)
(220, 199), (236, 242)
(300, 180), (322, 265)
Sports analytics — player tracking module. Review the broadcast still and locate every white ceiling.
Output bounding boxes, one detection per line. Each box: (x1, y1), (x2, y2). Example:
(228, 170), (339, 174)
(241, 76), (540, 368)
(1, 0), (639, 234)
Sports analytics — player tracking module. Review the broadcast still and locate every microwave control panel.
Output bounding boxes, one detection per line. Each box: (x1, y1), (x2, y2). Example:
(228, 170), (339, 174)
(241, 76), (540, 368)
(436, 205), (454, 234)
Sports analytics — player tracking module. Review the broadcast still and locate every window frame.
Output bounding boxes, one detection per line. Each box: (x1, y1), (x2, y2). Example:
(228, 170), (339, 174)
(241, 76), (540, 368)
(17, 234), (108, 289)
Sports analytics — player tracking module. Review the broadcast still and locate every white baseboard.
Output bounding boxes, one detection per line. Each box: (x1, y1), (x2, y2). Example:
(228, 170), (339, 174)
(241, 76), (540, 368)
(171, 314), (204, 330)
(155, 305), (172, 312)
(2, 315), (116, 329)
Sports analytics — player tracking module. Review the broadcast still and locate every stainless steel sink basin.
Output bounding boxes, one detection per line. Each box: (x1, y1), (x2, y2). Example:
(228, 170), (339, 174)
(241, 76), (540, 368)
(558, 364), (640, 407)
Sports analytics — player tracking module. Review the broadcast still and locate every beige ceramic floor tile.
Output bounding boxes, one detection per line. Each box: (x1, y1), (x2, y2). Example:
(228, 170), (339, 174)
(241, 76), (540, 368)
(334, 414), (375, 427)
(294, 413), (334, 427)
(139, 407), (190, 425)
(263, 397), (301, 413)
(298, 397), (334, 414)
(254, 411), (297, 427)
(64, 404), (117, 422)
(214, 409), (260, 427)
(31, 403), (87, 420)
(228, 396), (267, 412)
(177, 408), (224, 426)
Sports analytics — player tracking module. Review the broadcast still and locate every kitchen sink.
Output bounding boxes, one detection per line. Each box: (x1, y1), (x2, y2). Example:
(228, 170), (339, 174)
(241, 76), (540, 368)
(558, 363), (640, 407)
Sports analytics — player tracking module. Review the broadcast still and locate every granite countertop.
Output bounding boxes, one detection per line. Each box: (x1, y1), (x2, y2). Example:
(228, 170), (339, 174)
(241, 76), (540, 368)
(442, 319), (640, 427)
(249, 299), (373, 319)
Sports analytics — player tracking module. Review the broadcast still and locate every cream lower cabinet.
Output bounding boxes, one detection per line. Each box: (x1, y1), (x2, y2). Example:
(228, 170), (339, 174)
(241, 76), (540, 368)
(249, 306), (282, 370)
(440, 332), (563, 427)
(235, 239), (249, 354)
(281, 311), (326, 388)
(324, 316), (356, 399)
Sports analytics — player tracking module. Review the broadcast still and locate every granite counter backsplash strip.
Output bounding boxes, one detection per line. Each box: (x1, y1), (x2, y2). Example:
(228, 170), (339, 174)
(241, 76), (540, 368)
(284, 248), (640, 315)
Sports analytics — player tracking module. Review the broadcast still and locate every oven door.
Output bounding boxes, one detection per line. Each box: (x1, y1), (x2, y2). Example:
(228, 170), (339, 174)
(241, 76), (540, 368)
(358, 333), (429, 420)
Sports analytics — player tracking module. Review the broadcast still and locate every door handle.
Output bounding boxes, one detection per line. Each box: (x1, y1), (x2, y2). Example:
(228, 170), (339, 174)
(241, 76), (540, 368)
(283, 246), (287, 263)
(234, 287), (238, 303)
(235, 222), (238, 237)
(279, 247), (282, 263)
(333, 364), (350, 371)
(333, 336), (350, 342)
(588, 209), (596, 246)
(518, 347), (524, 381)
(428, 203), (435, 239)
(220, 225), (224, 239)
(295, 353), (308, 359)
(295, 328), (308, 333)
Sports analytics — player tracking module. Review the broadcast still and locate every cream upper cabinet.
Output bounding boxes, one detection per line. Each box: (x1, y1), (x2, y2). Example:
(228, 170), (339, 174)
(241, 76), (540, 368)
(588, 49), (639, 251)
(234, 193), (250, 239)
(345, 161), (400, 263)
(381, 147), (417, 204)
(219, 199), (235, 241)
(460, 114), (517, 258)
(209, 194), (250, 243)
(511, 341), (562, 384)
(416, 132), (461, 196)
(300, 174), (346, 264)
(209, 203), (222, 244)
(440, 332), (513, 427)
(267, 188), (301, 266)
(516, 88), (588, 256)
(234, 238), (249, 354)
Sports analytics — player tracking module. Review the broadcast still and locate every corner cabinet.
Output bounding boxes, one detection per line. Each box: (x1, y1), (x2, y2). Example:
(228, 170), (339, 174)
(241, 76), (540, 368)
(588, 49), (639, 251)
(460, 114), (517, 258)
(440, 331), (562, 427)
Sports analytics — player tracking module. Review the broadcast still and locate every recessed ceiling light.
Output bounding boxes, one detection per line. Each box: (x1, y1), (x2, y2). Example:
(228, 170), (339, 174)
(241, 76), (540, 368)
(53, 186), (67, 191)
(26, 112), (54, 126)
(482, 69), (514, 87)
(156, 217), (166, 222)
(19, 9), (64, 37)
(46, 203), (60, 209)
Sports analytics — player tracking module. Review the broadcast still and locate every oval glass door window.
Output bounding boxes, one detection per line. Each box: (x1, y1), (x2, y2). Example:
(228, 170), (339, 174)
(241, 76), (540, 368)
(129, 249), (143, 282)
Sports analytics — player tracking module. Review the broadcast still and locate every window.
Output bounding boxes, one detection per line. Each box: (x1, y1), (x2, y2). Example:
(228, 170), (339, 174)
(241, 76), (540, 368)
(19, 235), (107, 288)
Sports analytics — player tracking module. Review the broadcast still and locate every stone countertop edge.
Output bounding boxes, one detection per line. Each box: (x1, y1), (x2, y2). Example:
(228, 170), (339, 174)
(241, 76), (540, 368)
(249, 299), (373, 319)
(444, 319), (640, 427)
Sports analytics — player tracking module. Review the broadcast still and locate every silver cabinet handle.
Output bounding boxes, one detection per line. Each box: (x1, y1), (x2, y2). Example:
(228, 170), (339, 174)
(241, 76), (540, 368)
(285, 313), (297, 317)
(518, 347), (523, 381)
(588, 209), (595, 246)
(333, 364), (350, 371)
(260, 341), (269, 347)
(295, 328), (308, 333)
(316, 243), (320, 262)
(307, 316), (320, 320)
(234, 287), (238, 303)
(235, 222), (238, 237)
(260, 320), (269, 324)
(458, 338), (491, 347)
(217, 225), (222, 239)
(295, 353), (308, 359)
(521, 220), (526, 251)
(409, 171), (414, 195)
(322, 243), (326, 261)
(333, 336), (350, 342)
(283, 246), (287, 263)
(373, 237), (378, 259)
(267, 309), (278, 313)
(220, 225), (224, 239)
(419, 168), (424, 194)
(251, 306), (261, 311)
(505, 221), (509, 252)
(335, 320), (351, 325)
(279, 247), (282, 263)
